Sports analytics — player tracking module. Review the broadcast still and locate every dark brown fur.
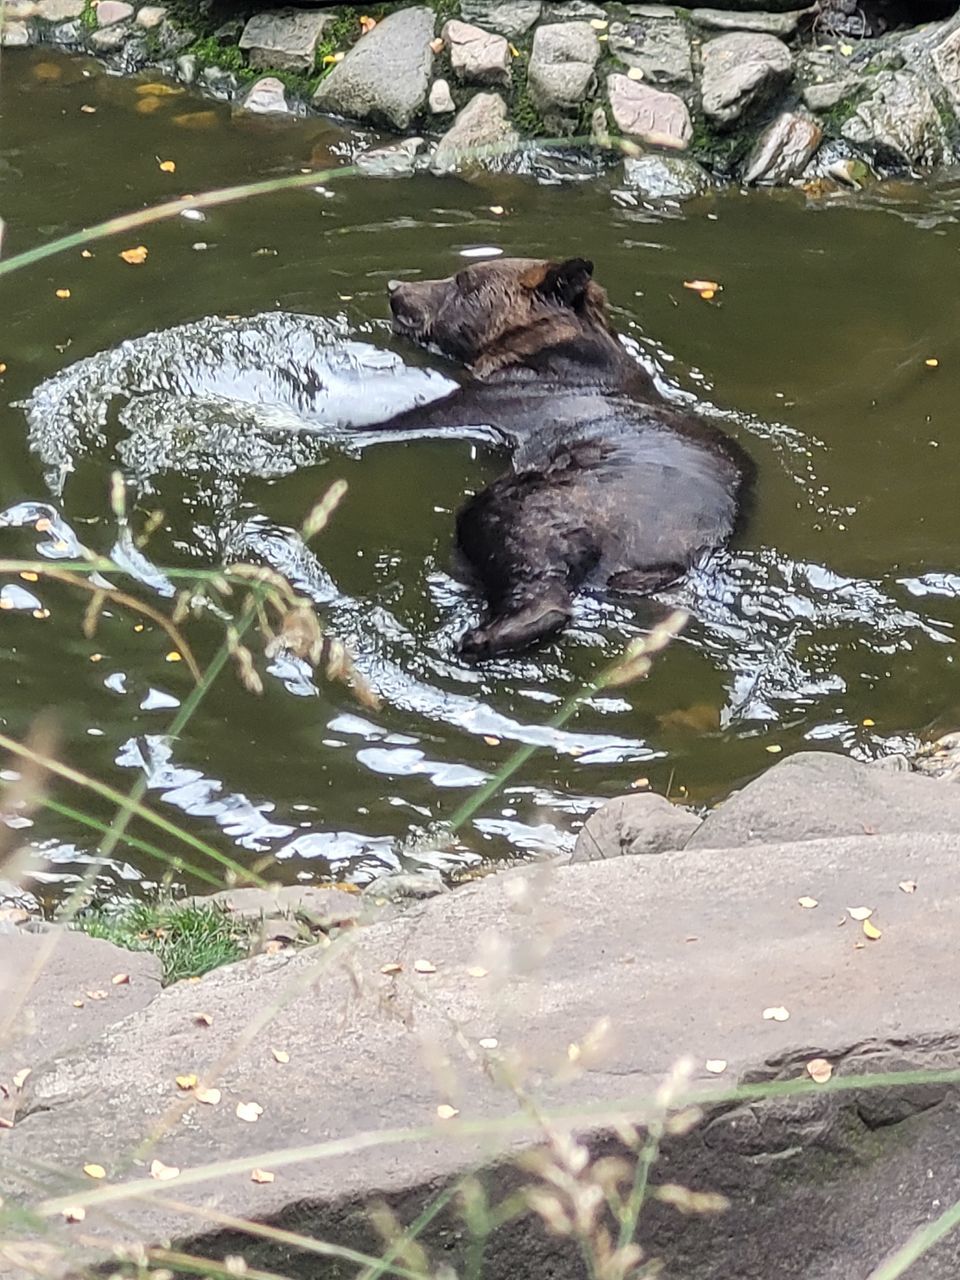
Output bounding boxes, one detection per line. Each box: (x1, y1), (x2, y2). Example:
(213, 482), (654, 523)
(382, 257), (753, 658)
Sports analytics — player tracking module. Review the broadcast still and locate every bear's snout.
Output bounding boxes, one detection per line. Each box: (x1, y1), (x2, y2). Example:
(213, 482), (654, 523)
(388, 280), (433, 340)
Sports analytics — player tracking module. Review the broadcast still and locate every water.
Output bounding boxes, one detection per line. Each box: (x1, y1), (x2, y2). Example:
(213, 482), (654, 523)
(3, 48), (960, 901)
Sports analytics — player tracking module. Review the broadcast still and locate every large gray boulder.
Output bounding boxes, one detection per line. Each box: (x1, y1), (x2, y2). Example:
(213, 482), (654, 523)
(689, 749), (960, 849)
(691, 6), (804, 35)
(238, 8), (334, 72)
(607, 73), (693, 148)
(743, 110), (823, 183)
(842, 70), (950, 170)
(6, 830), (960, 1278)
(608, 16), (694, 90)
(701, 30), (793, 125)
(459, 0), (541, 37)
(313, 7), (435, 131)
(527, 21), (601, 122)
(443, 18), (511, 88)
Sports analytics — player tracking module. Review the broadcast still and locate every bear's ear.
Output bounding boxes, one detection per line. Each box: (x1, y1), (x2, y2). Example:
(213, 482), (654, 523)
(528, 258), (595, 309)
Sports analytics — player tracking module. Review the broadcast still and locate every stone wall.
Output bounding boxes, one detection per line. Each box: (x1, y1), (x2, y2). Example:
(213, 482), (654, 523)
(4, 0), (960, 194)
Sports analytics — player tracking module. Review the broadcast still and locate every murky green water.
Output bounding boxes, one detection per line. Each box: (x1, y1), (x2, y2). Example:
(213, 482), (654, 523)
(3, 48), (960, 900)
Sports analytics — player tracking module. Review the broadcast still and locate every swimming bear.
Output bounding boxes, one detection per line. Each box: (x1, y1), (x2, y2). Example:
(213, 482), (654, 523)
(383, 256), (753, 658)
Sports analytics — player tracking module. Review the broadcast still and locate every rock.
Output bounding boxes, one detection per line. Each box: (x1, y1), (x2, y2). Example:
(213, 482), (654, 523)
(0, 18), (33, 42)
(622, 150), (712, 198)
(0, 927), (161, 1088)
(691, 6), (804, 35)
(442, 19), (511, 88)
(363, 870), (449, 901)
(802, 79), (857, 111)
(429, 76), (456, 113)
(608, 16), (694, 90)
(238, 8), (333, 73)
(572, 792), (702, 861)
(238, 75), (289, 115)
(95, 0), (131, 24)
(689, 750), (960, 849)
(926, 15), (960, 114)
(701, 31), (794, 126)
(135, 4), (167, 29)
(3, 0), (37, 16)
(200, 64), (237, 98)
(88, 21), (130, 49)
(356, 136), (425, 177)
(175, 51), (197, 83)
(680, 0), (811, 8)
(527, 22), (601, 125)
(0, 880), (39, 914)
(35, 0), (83, 19)
(9, 833), (960, 1279)
(313, 7), (435, 132)
(842, 70), (949, 170)
(606, 73), (693, 148)
(431, 91), (518, 173)
(543, 0), (606, 18)
(743, 109), (822, 183)
(460, 0), (541, 38)
(191, 884), (363, 927)
(914, 732), (960, 782)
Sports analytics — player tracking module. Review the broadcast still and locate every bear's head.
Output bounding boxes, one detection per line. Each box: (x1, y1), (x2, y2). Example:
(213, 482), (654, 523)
(388, 257), (624, 378)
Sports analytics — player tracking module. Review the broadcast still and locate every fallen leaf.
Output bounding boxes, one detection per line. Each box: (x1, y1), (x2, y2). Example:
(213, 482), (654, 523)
(176, 1074), (198, 1090)
(85, 989), (107, 1000)
(62, 1206), (86, 1222)
(925, 357), (939, 368)
(630, 776), (650, 789)
(762, 1006), (789, 1022)
(429, 36), (444, 53)
(483, 735), (501, 746)
(251, 1168), (275, 1183)
(194, 1086), (221, 1105)
(33, 61), (63, 81)
(478, 1037), (499, 1049)
(467, 965), (488, 978)
(321, 51), (346, 65)
(683, 279), (721, 293)
(589, 16), (608, 27)
(111, 972), (130, 985)
(270, 1047), (290, 1064)
(20, 571), (38, 582)
(509, 42), (519, 55)
(488, 206), (505, 216)
(862, 918), (882, 940)
(80, 104), (96, 113)
(359, 14), (376, 32)
(413, 959), (437, 974)
(149, 1159), (180, 1181)
(12, 1068), (31, 1089)
(899, 880), (917, 894)
(797, 896), (818, 909)
(83, 1163), (107, 1180)
(862, 717), (876, 727)
(839, 42), (853, 54)
(380, 962), (402, 975)
(120, 245), (148, 265)
(846, 906), (873, 922)
(806, 1058), (833, 1083)
(166, 650), (182, 662)
(194, 1012), (213, 1026)
(765, 743), (782, 754)
(236, 1101), (263, 1123)
(55, 288), (71, 299)
(705, 1059), (727, 1074)
(0, 363), (6, 374)
(627, 66), (644, 80)
(436, 1104), (459, 1120)
(72, 999), (84, 1008)
(158, 159), (176, 173)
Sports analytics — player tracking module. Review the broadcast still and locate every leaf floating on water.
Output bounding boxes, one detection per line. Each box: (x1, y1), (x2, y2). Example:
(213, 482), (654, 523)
(55, 288), (71, 299)
(149, 1159), (180, 1181)
(251, 1168), (275, 1183)
(0, 364), (6, 375)
(898, 880), (917, 894)
(166, 650), (182, 663)
(762, 1006), (789, 1022)
(797, 896), (818, 909)
(683, 279), (721, 293)
(806, 1058), (833, 1084)
(80, 104), (96, 113)
(925, 357), (939, 368)
(83, 1163), (107, 1180)
(236, 1101), (264, 1123)
(120, 245), (148, 265)
(846, 906), (873, 922)
(158, 159), (176, 173)
(862, 918), (882, 940)
(705, 1059), (727, 1074)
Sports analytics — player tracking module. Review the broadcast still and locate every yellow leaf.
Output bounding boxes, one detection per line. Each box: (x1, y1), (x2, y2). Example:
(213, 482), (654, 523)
(172, 110), (219, 130)
(136, 95), (165, 115)
(509, 42), (519, 56)
(359, 14), (376, 32)
(158, 159), (176, 173)
(251, 1168), (275, 1183)
(55, 288), (71, 299)
(236, 1101), (264, 1122)
(270, 1047), (290, 1064)
(166, 650), (182, 662)
(83, 1163), (107, 1180)
(483, 734), (501, 745)
(0, 363), (6, 374)
(839, 42), (853, 54)
(80, 103), (96, 113)
(806, 1057), (833, 1083)
(862, 717), (876, 726)
(797, 896), (818, 909)
(80, 250), (93, 259)
(149, 1159), (180, 1181)
(589, 17), (607, 27)
(137, 82), (182, 96)
(436, 1103), (459, 1120)
(430, 36), (444, 53)
(925, 357), (939, 368)
(700, 289), (716, 301)
(120, 245), (148, 265)
(176, 1073), (198, 1089)
(20, 571), (38, 582)
(862, 918), (882, 940)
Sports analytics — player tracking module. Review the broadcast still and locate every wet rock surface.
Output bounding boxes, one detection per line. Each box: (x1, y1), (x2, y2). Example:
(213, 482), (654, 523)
(842, 68), (950, 168)
(431, 90), (518, 171)
(743, 109), (823, 182)
(572, 791), (702, 860)
(622, 150), (712, 198)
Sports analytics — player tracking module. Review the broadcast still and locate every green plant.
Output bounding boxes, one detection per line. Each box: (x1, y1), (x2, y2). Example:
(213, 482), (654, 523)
(76, 899), (251, 984)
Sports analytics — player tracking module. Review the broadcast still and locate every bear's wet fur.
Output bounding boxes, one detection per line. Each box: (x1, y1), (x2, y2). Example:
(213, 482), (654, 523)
(383, 257), (753, 658)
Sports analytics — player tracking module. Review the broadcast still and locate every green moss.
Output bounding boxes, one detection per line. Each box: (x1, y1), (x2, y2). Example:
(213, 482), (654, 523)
(187, 33), (250, 74)
(79, 0), (96, 31)
(76, 900), (252, 985)
(688, 118), (750, 176)
(313, 9), (367, 79)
